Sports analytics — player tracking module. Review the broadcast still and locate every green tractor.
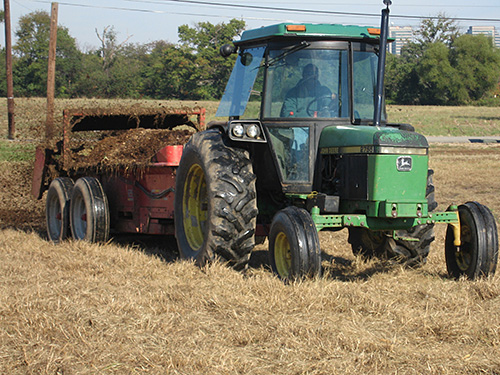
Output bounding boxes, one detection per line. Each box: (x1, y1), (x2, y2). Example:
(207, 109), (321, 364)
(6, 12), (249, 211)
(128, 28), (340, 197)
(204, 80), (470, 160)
(174, 1), (498, 280)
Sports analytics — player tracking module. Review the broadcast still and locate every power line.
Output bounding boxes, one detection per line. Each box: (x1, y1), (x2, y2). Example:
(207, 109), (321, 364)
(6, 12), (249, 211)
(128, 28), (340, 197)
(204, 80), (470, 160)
(25, 0), (500, 23)
(125, 0), (500, 22)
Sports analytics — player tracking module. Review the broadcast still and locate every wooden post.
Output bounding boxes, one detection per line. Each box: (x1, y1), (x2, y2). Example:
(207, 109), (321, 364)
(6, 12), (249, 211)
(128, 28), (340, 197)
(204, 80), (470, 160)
(45, 2), (58, 143)
(3, 0), (15, 139)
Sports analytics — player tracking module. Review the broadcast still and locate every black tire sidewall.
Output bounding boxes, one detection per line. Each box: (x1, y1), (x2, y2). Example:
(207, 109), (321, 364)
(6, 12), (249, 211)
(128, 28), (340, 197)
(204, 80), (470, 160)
(174, 141), (211, 263)
(269, 207), (321, 279)
(445, 202), (485, 279)
(70, 177), (110, 243)
(174, 130), (258, 269)
(46, 177), (74, 243)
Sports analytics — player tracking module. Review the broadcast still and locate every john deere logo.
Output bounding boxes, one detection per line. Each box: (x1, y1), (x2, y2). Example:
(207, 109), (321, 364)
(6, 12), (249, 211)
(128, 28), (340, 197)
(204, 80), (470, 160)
(397, 156), (412, 171)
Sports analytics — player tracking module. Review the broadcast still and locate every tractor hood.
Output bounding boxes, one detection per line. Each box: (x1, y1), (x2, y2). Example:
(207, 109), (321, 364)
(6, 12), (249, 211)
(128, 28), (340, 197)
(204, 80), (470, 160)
(318, 125), (428, 154)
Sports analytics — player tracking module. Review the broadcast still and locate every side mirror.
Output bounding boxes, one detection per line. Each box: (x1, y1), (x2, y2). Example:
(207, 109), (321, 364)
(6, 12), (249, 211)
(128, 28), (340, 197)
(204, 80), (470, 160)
(220, 44), (236, 58)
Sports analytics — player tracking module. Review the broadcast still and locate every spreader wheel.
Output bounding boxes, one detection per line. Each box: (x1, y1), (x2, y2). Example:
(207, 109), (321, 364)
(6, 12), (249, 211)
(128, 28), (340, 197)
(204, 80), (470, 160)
(70, 177), (110, 242)
(445, 202), (498, 280)
(46, 177), (74, 243)
(269, 207), (321, 280)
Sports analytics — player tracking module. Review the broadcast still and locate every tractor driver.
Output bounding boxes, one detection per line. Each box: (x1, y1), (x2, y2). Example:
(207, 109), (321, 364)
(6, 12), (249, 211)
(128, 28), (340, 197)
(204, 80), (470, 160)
(280, 63), (337, 118)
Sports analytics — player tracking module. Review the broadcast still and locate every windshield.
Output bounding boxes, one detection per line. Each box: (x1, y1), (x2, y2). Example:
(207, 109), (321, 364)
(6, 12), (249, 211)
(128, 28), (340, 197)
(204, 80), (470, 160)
(353, 50), (385, 121)
(216, 46), (266, 118)
(216, 42), (386, 122)
(264, 47), (349, 119)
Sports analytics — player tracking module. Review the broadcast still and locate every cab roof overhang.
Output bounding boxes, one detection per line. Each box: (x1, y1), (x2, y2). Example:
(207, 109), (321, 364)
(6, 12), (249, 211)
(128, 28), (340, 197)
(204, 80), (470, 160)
(234, 23), (394, 46)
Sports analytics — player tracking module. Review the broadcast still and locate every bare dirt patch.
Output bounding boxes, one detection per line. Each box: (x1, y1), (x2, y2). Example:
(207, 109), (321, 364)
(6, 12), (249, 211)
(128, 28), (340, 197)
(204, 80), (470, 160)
(0, 161), (44, 231)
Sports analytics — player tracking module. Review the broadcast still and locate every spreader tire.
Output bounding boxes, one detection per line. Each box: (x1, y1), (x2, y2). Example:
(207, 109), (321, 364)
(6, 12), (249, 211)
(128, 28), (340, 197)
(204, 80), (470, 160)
(348, 169), (437, 266)
(445, 202), (498, 280)
(70, 177), (110, 242)
(269, 207), (321, 280)
(46, 177), (74, 243)
(174, 130), (258, 270)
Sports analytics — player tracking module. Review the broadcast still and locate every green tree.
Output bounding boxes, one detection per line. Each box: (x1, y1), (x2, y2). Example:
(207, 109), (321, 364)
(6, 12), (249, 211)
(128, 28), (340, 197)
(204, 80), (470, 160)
(74, 27), (145, 98)
(450, 34), (500, 103)
(177, 19), (246, 99)
(0, 11), (5, 96)
(13, 10), (82, 97)
(141, 41), (198, 99)
(416, 42), (458, 105)
(0, 49), (6, 96)
(414, 13), (459, 46)
(386, 22), (500, 106)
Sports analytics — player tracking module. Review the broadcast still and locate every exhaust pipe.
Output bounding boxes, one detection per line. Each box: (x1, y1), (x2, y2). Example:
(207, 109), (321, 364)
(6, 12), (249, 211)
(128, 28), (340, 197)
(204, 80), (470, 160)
(373, 0), (391, 127)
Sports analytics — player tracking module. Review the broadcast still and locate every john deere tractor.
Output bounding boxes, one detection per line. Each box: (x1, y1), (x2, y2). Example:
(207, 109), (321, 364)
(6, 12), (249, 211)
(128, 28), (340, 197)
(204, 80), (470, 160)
(174, 1), (498, 280)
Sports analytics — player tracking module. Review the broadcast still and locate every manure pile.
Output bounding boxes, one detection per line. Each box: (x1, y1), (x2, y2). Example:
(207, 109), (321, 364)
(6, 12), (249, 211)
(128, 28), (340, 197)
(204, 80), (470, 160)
(66, 127), (195, 170)
(59, 106), (203, 171)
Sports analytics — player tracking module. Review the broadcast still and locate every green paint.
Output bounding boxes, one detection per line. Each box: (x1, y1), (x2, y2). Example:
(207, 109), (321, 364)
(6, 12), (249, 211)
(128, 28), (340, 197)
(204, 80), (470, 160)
(368, 154), (428, 203)
(318, 125), (428, 149)
(310, 206), (459, 232)
(237, 23), (384, 45)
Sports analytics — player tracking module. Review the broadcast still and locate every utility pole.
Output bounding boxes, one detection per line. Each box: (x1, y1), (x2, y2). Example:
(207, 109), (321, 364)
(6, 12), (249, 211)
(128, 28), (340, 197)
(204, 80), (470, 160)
(45, 2), (58, 143)
(3, 0), (15, 139)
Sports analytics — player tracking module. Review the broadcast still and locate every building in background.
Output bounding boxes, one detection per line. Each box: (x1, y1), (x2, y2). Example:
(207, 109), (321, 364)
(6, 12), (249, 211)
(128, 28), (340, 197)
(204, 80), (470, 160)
(466, 26), (500, 48)
(389, 26), (413, 55)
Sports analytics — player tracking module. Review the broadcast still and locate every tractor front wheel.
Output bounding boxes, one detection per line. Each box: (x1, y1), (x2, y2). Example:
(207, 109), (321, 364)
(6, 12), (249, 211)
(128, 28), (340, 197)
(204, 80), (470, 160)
(269, 207), (321, 280)
(174, 130), (258, 270)
(445, 202), (498, 280)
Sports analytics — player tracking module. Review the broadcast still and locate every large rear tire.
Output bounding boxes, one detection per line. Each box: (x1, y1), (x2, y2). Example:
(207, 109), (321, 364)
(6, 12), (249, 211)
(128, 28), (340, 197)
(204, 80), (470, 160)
(269, 207), (321, 280)
(46, 177), (74, 243)
(174, 130), (258, 270)
(445, 202), (498, 280)
(348, 169), (437, 266)
(70, 177), (110, 242)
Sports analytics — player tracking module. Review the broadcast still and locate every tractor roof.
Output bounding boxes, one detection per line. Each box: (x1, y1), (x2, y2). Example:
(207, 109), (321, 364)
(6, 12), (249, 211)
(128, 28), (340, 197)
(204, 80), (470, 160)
(236, 23), (387, 45)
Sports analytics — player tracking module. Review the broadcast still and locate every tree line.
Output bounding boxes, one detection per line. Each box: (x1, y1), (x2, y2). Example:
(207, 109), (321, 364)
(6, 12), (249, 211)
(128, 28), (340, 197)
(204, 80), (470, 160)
(0, 10), (244, 100)
(1, 11), (500, 105)
(386, 15), (500, 106)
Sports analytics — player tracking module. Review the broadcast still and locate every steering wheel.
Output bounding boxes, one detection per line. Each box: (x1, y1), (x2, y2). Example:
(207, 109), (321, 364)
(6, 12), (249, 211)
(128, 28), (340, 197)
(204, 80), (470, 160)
(306, 95), (337, 117)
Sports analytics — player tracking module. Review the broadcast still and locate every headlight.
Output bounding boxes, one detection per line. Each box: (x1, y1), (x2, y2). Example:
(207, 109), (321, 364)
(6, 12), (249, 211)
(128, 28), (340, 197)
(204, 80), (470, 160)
(246, 124), (260, 138)
(232, 124), (244, 138)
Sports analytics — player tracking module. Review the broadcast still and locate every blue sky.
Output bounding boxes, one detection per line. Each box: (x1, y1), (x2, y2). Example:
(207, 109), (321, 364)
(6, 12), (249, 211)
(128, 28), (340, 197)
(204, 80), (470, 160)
(2, 0), (500, 49)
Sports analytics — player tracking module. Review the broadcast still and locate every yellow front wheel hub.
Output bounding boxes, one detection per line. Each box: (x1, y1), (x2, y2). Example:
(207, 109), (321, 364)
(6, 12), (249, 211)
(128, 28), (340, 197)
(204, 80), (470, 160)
(274, 232), (292, 278)
(183, 164), (208, 251)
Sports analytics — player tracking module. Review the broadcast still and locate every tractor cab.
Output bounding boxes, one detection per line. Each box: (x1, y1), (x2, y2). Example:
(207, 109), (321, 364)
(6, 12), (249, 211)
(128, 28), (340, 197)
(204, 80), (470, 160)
(217, 23), (386, 123)
(217, 22), (395, 194)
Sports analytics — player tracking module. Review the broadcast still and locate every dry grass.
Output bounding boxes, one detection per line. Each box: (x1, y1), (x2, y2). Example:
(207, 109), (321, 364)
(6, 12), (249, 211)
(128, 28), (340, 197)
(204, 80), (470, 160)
(1, 228), (500, 374)
(388, 105), (500, 137)
(0, 144), (500, 374)
(1, 99), (500, 374)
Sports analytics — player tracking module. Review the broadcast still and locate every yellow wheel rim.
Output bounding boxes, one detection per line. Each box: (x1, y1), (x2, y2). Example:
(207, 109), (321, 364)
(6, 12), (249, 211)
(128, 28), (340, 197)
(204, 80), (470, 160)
(274, 232), (292, 278)
(183, 164), (208, 251)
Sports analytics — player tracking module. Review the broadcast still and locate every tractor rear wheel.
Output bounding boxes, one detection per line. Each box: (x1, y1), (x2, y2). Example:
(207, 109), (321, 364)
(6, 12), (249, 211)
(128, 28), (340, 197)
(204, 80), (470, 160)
(174, 130), (258, 270)
(348, 169), (437, 266)
(46, 177), (74, 243)
(70, 177), (110, 242)
(269, 207), (321, 280)
(445, 202), (498, 280)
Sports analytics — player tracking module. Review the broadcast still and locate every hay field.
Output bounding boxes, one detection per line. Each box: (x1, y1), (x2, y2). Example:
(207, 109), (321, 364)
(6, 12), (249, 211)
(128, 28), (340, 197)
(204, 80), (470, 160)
(1, 99), (500, 374)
